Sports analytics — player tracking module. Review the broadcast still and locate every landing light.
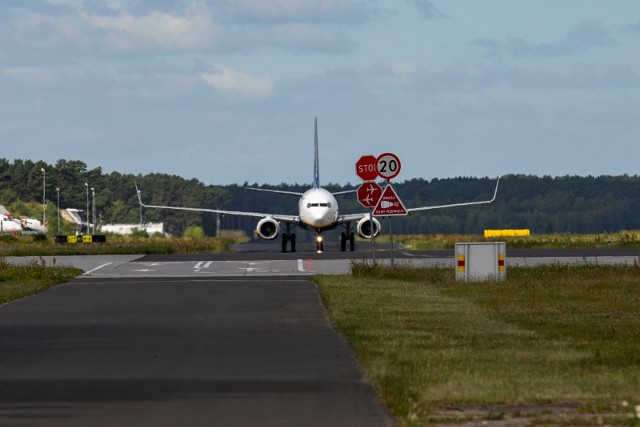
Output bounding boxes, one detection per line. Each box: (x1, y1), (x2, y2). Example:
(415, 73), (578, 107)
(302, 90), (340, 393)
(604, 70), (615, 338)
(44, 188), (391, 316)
(316, 235), (323, 243)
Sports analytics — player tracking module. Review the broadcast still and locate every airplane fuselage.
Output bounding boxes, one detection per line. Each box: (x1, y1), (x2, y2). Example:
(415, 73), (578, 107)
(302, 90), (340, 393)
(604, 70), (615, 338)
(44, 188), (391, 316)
(298, 188), (339, 230)
(0, 215), (22, 233)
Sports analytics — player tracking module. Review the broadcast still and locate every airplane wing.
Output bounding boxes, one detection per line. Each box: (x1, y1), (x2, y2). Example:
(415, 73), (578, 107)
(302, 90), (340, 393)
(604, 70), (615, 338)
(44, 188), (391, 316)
(333, 189), (357, 196)
(406, 177), (500, 214)
(243, 187), (304, 196)
(135, 183), (299, 224)
(335, 177), (500, 222)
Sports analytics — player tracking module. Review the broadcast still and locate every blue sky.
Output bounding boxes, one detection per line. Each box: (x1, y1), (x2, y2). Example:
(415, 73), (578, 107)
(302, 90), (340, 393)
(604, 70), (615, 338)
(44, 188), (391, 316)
(1, 0), (639, 186)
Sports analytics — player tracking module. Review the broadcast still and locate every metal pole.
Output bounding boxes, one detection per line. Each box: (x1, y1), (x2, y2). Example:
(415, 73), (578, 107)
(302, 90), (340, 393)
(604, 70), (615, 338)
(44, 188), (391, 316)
(388, 179), (395, 269)
(138, 189), (143, 227)
(389, 217), (395, 269)
(56, 187), (60, 234)
(41, 168), (46, 225)
(85, 183), (89, 234)
(91, 187), (95, 234)
(370, 208), (376, 265)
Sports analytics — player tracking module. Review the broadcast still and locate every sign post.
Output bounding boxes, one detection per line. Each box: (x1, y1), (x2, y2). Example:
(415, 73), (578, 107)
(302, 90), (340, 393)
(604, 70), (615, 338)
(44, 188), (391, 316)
(355, 155), (379, 263)
(373, 182), (407, 268)
(375, 153), (403, 267)
(356, 152), (404, 267)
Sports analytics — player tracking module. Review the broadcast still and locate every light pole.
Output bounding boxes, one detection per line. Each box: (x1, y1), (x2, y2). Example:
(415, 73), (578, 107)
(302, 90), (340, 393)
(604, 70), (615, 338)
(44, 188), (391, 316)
(138, 188), (143, 227)
(56, 187), (60, 235)
(85, 183), (89, 234)
(91, 187), (95, 234)
(41, 168), (46, 225)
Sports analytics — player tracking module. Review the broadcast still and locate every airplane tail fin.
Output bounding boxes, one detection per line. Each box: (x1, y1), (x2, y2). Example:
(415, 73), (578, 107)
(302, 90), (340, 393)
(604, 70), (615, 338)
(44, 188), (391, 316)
(313, 117), (320, 189)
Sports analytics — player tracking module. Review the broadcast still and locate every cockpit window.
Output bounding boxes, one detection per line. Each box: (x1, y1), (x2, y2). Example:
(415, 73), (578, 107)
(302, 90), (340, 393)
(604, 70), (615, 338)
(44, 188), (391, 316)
(306, 202), (331, 208)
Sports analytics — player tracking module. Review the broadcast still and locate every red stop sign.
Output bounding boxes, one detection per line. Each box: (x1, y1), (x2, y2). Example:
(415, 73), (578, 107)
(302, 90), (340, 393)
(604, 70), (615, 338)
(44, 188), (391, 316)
(355, 155), (378, 181)
(357, 182), (382, 208)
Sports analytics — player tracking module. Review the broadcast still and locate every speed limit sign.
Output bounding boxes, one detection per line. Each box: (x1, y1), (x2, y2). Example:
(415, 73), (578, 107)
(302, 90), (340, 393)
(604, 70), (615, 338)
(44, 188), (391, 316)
(376, 153), (401, 180)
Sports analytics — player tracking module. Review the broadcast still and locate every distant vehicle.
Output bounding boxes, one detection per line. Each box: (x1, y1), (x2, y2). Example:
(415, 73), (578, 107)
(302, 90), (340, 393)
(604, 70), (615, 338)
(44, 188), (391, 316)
(136, 118), (499, 252)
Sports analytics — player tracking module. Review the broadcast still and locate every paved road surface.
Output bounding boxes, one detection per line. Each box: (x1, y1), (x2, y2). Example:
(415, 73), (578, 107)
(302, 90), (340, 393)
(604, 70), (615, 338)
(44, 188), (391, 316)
(0, 275), (394, 426)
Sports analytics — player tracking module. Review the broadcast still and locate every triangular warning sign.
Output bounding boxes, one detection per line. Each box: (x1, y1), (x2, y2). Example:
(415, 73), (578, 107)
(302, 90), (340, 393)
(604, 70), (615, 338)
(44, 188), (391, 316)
(373, 184), (407, 216)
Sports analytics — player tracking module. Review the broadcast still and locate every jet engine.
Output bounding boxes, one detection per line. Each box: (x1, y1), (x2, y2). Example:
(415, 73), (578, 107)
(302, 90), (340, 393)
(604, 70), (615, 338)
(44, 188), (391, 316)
(356, 217), (381, 239)
(256, 217), (280, 240)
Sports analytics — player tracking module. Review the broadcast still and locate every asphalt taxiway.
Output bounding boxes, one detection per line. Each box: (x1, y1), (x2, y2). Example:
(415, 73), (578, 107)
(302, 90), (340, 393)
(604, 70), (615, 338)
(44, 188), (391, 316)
(5, 246), (640, 278)
(0, 273), (394, 426)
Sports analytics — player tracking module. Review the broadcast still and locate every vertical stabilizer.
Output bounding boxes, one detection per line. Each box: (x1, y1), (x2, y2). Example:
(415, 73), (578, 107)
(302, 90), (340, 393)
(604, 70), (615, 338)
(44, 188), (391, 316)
(313, 117), (320, 189)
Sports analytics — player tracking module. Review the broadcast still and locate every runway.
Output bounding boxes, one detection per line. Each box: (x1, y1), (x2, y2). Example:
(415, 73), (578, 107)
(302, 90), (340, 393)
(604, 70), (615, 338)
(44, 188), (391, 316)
(5, 244), (639, 278)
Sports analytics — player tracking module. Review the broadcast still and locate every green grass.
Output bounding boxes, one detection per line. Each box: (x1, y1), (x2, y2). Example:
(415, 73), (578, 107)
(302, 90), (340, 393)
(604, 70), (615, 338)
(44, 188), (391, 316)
(392, 230), (640, 250)
(0, 233), (248, 256)
(0, 257), (83, 304)
(314, 263), (640, 426)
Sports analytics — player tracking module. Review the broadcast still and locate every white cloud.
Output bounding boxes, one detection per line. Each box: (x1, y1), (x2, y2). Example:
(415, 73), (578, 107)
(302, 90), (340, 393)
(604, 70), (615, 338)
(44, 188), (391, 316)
(390, 61), (418, 77)
(83, 3), (217, 52)
(408, 0), (446, 19)
(218, 0), (372, 24)
(200, 66), (274, 99)
(2, 2), (219, 55)
(0, 1), (373, 57)
(2, 66), (57, 85)
(470, 20), (613, 58)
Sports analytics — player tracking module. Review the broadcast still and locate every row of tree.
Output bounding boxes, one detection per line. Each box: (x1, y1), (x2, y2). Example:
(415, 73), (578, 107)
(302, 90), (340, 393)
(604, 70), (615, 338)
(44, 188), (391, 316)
(2, 158), (639, 238)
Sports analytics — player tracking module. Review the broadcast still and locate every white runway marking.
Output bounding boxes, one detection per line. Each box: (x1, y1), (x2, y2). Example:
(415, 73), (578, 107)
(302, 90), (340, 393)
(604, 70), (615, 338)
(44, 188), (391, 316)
(194, 261), (213, 271)
(83, 262), (112, 275)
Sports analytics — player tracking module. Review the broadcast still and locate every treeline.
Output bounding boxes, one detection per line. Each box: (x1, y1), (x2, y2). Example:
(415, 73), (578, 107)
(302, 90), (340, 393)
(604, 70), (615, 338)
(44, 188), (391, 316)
(2, 158), (640, 237)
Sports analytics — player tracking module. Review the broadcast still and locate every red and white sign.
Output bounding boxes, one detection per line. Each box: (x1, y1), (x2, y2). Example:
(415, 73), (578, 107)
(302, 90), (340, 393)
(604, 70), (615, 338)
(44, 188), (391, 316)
(376, 152), (401, 180)
(357, 181), (382, 208)
(355, 155), (378, 181)
(373, 184), (407, 216)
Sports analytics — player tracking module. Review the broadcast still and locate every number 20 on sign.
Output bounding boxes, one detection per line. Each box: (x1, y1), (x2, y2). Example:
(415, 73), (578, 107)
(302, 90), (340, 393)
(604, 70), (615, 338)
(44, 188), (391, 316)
(376, 153), (401, 180)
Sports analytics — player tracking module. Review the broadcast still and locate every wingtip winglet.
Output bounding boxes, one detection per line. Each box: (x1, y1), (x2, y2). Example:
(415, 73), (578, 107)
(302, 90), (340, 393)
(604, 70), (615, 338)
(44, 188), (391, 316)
(134, 181), (144, 207)
(490, 176), (500, 203)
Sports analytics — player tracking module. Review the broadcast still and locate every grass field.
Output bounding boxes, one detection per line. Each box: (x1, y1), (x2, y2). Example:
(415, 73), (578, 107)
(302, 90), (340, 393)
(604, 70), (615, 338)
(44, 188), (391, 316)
(0, 257), (83, 304)
(389, 231), (640, 250)
(314, 263), (640, 426)
(0, 233), (248, 256)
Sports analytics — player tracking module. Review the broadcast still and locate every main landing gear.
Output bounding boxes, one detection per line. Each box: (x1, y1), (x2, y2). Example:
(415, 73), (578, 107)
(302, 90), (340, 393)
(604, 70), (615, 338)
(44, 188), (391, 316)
(281, 232), (296, 253)
(281, 224), (296, 253)
(340, 222), (355, 252)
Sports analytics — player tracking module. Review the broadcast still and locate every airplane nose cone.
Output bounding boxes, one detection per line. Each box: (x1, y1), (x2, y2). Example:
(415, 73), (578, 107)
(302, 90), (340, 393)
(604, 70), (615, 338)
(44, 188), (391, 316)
(308, 209), (336, 227)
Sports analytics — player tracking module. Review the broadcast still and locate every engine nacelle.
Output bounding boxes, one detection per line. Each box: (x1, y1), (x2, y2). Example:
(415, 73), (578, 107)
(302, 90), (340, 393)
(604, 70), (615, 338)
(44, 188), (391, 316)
(356, 217), (381, 239)
(256, 217), (280, 240)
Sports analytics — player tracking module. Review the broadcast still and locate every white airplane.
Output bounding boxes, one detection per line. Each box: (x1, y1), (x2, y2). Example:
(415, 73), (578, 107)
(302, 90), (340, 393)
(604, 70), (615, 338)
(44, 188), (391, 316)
(0, 214), (48, 235)
(20, 218), (48, 235)
(136, 119), (499, 252)
(0, 213), (22, 234)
